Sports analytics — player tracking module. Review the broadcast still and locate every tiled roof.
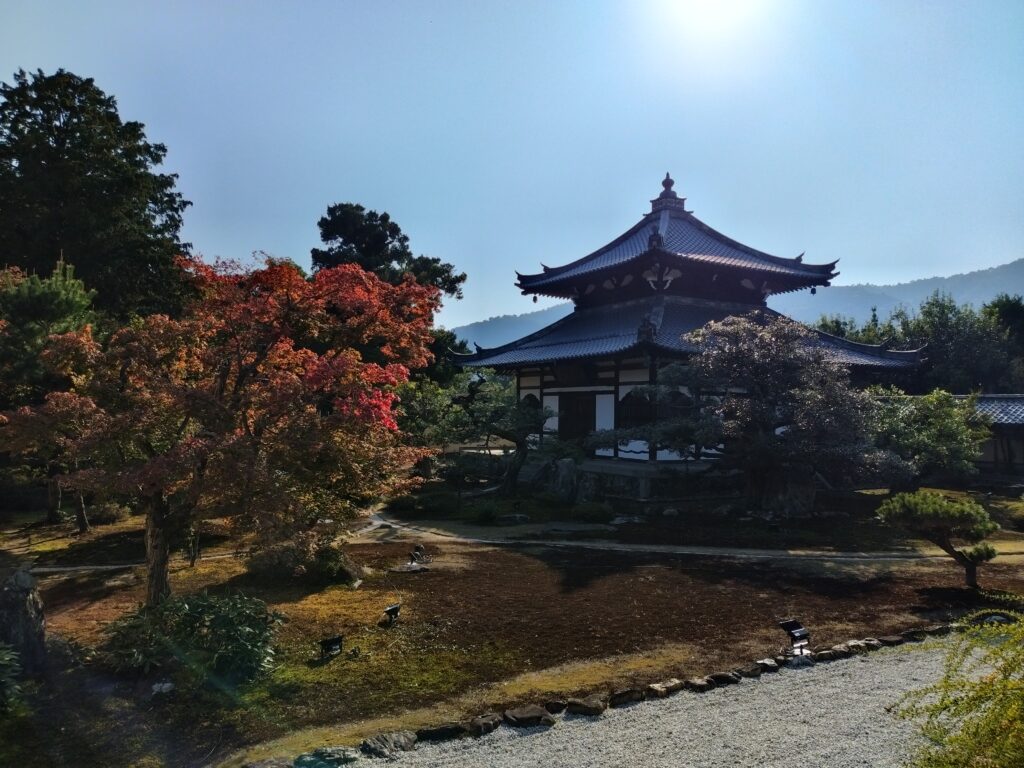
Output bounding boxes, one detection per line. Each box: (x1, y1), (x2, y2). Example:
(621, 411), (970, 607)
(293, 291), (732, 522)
(516, 185), (836, 295)
(457, 296), (920, 370)
(970, 396), (1024, 425)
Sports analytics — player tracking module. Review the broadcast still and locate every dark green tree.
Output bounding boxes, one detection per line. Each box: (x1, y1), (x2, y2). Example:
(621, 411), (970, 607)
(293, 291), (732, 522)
(0, 69), (191, 317)
(878, 490), (998, 588)
(688, 312), (885, 512)
(873, 387), (991, 484)
(311, 202), (466, 299)
(0, 261), (95, 409)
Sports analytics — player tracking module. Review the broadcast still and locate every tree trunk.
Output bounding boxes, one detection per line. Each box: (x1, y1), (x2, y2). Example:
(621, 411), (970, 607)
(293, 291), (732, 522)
(500, 437), (529, 497)
(0, 569), (47, 676)
(46, 477), (62, 524)
(964, 560), (979, 589)
(145, 498), (173, 607)
(75, 492), (90, 534)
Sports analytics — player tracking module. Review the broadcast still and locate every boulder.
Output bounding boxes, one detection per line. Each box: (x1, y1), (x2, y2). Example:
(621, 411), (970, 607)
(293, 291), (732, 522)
(544, 699), (567, 714)
(467, 712), (502, 737)
(609, 688), (646, 707)
(734, 663), (763, 678)
(813, 649), (840, 662)
(416, 722), (469, 742)
(646, 679), (684, 697)
(922, 624), (952, 636)
(862, 638), (884, 650)
(360, 731), (417, 759)
(878, 635), (906, 647)
(243, 760), (293, 768)
(830, 644), (853, 658)
(755, 658), (780, 673)
(566, 695), (607, 716)
(294, 746), (360, 766)
(504, 705), (556, 728)
(707, 671), (742, 686)
(844, 640), (870, 655)
(683, 677), (715, 692)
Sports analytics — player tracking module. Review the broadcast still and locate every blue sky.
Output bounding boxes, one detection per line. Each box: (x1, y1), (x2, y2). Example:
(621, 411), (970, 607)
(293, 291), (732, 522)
(2, 1), (1022, 328)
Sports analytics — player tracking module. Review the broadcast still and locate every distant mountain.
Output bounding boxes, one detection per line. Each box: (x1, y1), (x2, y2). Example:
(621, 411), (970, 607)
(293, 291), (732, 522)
(451, 259), (1024, 348)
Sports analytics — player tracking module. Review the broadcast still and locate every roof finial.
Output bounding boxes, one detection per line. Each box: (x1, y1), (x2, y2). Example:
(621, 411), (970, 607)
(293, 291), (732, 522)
(659, 172), (677, 199)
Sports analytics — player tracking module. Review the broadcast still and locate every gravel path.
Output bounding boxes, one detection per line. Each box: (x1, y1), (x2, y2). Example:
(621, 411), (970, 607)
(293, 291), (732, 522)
(387, 644), (945, 768)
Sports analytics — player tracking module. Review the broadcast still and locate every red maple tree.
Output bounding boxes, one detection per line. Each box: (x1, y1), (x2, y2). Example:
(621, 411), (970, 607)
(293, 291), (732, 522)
(2, 258), (438, 605)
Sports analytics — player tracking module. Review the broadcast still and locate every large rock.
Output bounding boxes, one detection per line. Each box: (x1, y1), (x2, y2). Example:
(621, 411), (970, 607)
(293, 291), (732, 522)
(900, 628), (928, 642)
(844, 640), (870, 655)
(734, 663), (763, 678)
(829, 644), (853, 658)
(360, 731), (417, 759)
(416, 722), (469, 742)
(683, 677), (715, 692)
(813, 649), (841, 662)
(878, 635), (906, 647)
(467, 712), (502, 736)
(243, 760), (292, 768)
(0, 568), (46, 675)
(755, 658), (780, 673)
(922, 624), (952, 636)
(609, 688), (645, 707)
(862, 638), (884, 651)
(504, 705), (556, 728)
(294, 746), (360, 766)
(707, 671), (742, 686)
(566, 695), (607, 716)
(647, 679), (684, 697)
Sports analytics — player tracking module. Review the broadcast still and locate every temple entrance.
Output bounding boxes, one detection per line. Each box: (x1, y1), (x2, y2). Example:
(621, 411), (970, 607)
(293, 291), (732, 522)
(557, 392), (596, 444)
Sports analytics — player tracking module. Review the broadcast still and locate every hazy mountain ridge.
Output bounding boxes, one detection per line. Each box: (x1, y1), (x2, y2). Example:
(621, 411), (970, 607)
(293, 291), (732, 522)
(452, 259), (1024, 349)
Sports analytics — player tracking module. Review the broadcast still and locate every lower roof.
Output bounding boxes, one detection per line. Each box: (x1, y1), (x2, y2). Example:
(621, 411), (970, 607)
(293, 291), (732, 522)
(455, 295), (922, 370)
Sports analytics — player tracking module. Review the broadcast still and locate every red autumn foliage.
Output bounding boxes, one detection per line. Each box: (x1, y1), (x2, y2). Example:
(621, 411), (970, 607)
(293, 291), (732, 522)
(1, 257), (439, 604)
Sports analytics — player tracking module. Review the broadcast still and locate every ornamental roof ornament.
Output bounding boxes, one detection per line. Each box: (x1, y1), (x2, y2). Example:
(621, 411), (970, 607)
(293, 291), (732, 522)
(651, 172), (688, 212)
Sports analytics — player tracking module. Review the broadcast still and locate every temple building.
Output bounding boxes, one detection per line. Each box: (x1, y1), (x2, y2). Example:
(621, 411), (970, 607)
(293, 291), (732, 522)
(458, 175), (921, 463)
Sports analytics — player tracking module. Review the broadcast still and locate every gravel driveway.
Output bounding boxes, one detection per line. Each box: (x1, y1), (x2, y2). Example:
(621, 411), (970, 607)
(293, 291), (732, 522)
(387, 644), (944, 768)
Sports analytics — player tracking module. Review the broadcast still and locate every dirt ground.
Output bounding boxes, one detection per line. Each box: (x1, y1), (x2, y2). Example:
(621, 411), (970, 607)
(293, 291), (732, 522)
(6, 527), (1023, 768)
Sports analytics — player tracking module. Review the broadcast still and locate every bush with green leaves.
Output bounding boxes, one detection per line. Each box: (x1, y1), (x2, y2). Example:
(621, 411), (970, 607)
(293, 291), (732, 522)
(900, 610), (1023, 768)
(88, 501), (131, 525)
(102, 592), (282, 687)
(0, 643), (22, 714)
(246, 532), (364, 585)
(878, 490), (998, 587)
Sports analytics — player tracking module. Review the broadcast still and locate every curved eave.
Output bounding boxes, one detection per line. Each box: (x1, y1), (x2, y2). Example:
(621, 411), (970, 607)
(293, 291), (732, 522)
(516, 247), (837, 299)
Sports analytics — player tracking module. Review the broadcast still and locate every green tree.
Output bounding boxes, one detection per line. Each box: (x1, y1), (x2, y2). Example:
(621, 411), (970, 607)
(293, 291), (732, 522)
(878, 490), (998, 587)
(873, 388), (990, 483)
(0, 261), (95, 409)
(688, 312), (884, 511)
(0, 69), (191, 317)
(899, 610), (1024, 768)
(311, 202), (466, 299)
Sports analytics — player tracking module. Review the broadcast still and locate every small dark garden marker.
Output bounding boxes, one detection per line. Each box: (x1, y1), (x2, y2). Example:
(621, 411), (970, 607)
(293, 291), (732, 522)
(778, 618), (811, 656)
(319, 634), (343, 658)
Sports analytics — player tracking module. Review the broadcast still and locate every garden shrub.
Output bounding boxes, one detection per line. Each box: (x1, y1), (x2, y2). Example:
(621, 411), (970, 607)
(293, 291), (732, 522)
(88, 501), (131, 525)
(900, 610), (1023, 768)
(246, 533), (364, 584)
(102, 592), (282, 687)
(0, 643), (22, 714)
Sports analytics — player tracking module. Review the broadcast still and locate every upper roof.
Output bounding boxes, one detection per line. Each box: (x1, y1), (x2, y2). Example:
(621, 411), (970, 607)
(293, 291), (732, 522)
(455, 294), (922, 370)
(515, 174), (837, 298)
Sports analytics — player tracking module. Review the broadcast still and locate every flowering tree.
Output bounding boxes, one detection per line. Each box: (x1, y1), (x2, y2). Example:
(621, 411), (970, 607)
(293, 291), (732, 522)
(1, 259), (438, 605)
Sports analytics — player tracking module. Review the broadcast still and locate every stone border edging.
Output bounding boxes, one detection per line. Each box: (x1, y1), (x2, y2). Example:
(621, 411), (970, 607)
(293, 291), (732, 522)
(245, 620), (988, 767)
